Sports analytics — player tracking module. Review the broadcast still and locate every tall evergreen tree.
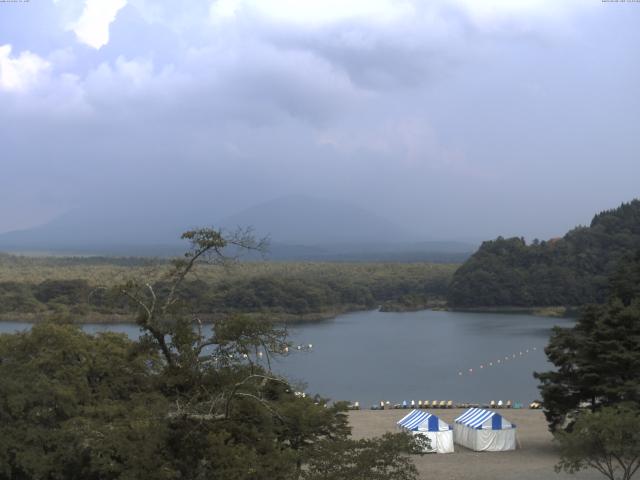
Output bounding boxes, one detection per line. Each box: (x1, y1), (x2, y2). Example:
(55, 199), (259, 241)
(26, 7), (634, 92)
(535, 252), (640, 432)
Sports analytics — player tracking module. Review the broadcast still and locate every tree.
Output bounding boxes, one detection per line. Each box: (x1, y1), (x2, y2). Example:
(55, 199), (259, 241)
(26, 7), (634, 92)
(0, 323), (171, 480)
(113, 227), (424, 479)
(555, 405), (640, 480)
(0, 227), (425, 479)
(535, 288), (640, 431)
(448, 199), (640, 308)
(535, 251), (640, 430)
(302, 433), (427, 480)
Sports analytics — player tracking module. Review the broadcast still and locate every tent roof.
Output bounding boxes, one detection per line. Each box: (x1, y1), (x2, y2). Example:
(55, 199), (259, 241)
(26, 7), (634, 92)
(397, 410), (451, 432)
(454, 408), (514, 430)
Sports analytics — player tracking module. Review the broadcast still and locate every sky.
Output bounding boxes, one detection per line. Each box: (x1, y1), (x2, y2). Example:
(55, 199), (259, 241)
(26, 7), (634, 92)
(1, 0), (639, 242)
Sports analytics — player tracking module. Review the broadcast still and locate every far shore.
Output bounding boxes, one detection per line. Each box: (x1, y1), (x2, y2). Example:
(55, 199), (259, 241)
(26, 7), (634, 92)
(0, 307), (366, 325)
(349, 409), (600, 480)
(445, 305), (580, 318)
(0, 304), (577, 325)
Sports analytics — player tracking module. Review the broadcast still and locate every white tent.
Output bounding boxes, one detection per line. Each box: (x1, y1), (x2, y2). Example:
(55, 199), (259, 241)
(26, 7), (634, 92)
(397, 409), (454, 453)
(453, 408), (517, 452)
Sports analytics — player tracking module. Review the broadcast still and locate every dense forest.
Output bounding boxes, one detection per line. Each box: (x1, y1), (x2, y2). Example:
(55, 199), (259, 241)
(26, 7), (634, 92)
(0, 256), (455, 322)
(0, 229), (426, 480)
(448, 200), (640, 308)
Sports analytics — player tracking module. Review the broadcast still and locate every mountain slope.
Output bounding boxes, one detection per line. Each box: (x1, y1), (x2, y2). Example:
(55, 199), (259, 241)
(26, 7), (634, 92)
(219, 195), (410, 245)
(448, 199), (640, 307)
(0, 195), (418, 255)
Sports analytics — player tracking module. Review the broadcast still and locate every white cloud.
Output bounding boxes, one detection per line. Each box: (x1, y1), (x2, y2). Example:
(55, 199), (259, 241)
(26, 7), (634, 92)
(207, 0), (592, 38)
(72, 0), (128, 49)
(0, 45), (50, 92)
(210, 0), (414, 25)
(446, 0), (594, 32)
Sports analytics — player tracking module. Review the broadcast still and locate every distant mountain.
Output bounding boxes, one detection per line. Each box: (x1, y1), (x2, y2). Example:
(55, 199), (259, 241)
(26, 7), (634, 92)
(219, 195), (409, 245)
(448, 199), (640, 307)
(0, 194), (475, 261)
(0, 206), (187, 254)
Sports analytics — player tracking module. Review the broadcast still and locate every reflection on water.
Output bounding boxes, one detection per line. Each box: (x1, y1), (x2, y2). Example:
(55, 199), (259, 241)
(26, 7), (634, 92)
(0, 310), (572, 407)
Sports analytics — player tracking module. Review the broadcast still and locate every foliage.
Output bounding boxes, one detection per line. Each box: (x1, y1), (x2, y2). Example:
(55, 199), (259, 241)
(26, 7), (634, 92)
(535, 252), (640, 431)
(0, 323), (171, 480)
(448, 200), (640, 307)
(0, 228), (423, 479)
(535, 300), (640, 431)
(555, 405), (640, 480)
(0, 256), (456, 321)
(302, 432), (427, 480)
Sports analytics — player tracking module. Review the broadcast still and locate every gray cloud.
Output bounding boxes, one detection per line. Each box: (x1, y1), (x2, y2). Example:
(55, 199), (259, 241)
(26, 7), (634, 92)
(0, 0), (638, 240)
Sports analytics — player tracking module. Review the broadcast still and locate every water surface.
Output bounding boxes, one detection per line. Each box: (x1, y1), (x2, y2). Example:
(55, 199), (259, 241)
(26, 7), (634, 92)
(0, 309), (571, 407)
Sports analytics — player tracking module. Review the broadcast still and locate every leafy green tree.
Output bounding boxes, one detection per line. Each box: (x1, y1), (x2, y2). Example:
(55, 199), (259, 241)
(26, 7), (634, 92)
(555, 405), (640, 480)
(610, 250), (640, 307)
(302, 432), (427, 480)
(0, 323), (171, 480)
(535, 299), (640, 431)
(0, 227), (424, 480)
(535, 250), (640, 432)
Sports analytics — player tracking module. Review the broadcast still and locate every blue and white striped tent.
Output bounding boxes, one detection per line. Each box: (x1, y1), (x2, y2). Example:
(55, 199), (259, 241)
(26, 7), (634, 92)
(397, 410), (454, 453)
(453, 408), (517, 451)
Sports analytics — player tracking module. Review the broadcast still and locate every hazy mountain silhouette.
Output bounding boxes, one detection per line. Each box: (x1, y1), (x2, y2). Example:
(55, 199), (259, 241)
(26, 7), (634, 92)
(0, 194), (475, 260)
(0, 205), (187, 253)
(0, 195), (406, 251)
(219, 195), (410, 245)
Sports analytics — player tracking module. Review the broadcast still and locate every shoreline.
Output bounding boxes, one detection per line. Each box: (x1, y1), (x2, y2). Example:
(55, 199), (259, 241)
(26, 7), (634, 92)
(445, 305), (580, 318)
(0, 303), (576, 324)
(0, 307), (369, 325)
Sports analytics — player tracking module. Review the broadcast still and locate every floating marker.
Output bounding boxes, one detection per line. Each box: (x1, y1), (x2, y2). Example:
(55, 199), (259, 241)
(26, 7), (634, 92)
(458, 371), (463, 376)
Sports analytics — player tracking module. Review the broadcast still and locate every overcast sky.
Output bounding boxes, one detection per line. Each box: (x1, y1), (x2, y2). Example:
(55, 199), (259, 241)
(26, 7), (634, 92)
(1, 0), (639, 241)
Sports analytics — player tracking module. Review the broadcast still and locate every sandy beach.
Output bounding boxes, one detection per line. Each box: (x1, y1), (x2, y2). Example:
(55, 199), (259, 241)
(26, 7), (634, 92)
(348, 409), (601, 480)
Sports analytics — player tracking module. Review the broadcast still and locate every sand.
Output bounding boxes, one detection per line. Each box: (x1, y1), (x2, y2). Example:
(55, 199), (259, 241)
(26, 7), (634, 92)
(348, 409), (602, 480)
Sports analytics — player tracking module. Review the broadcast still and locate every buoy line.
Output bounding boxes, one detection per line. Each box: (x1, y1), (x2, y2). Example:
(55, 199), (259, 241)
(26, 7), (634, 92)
(456, 346), (539, 377)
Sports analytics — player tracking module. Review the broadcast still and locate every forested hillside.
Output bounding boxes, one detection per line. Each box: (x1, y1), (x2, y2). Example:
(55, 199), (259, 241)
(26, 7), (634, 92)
(448, 200), (640, 307)
(0, 257), (455, 322)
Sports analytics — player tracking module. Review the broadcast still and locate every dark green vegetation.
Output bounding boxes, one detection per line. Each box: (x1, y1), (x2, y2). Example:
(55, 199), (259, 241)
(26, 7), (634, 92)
(448, 200), (640, 308)
(535, 250), (640, 430)
(0, 229), (425, 480)
(536, 251), (640, 479)
(0, 254), (455, 323)
(554, 406), (640, 480)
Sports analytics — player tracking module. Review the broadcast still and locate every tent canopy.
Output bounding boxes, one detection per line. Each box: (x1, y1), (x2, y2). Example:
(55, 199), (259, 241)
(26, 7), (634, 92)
(397, 410), (451, 432)
(454, 408), (514, 430)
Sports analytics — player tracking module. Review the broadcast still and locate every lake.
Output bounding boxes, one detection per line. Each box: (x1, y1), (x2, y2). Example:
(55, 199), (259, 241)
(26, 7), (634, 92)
(0, 309), (572, 407)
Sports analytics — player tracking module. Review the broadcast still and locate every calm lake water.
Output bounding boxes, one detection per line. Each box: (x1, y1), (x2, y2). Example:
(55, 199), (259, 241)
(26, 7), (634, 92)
(0, 309), (572, 407)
